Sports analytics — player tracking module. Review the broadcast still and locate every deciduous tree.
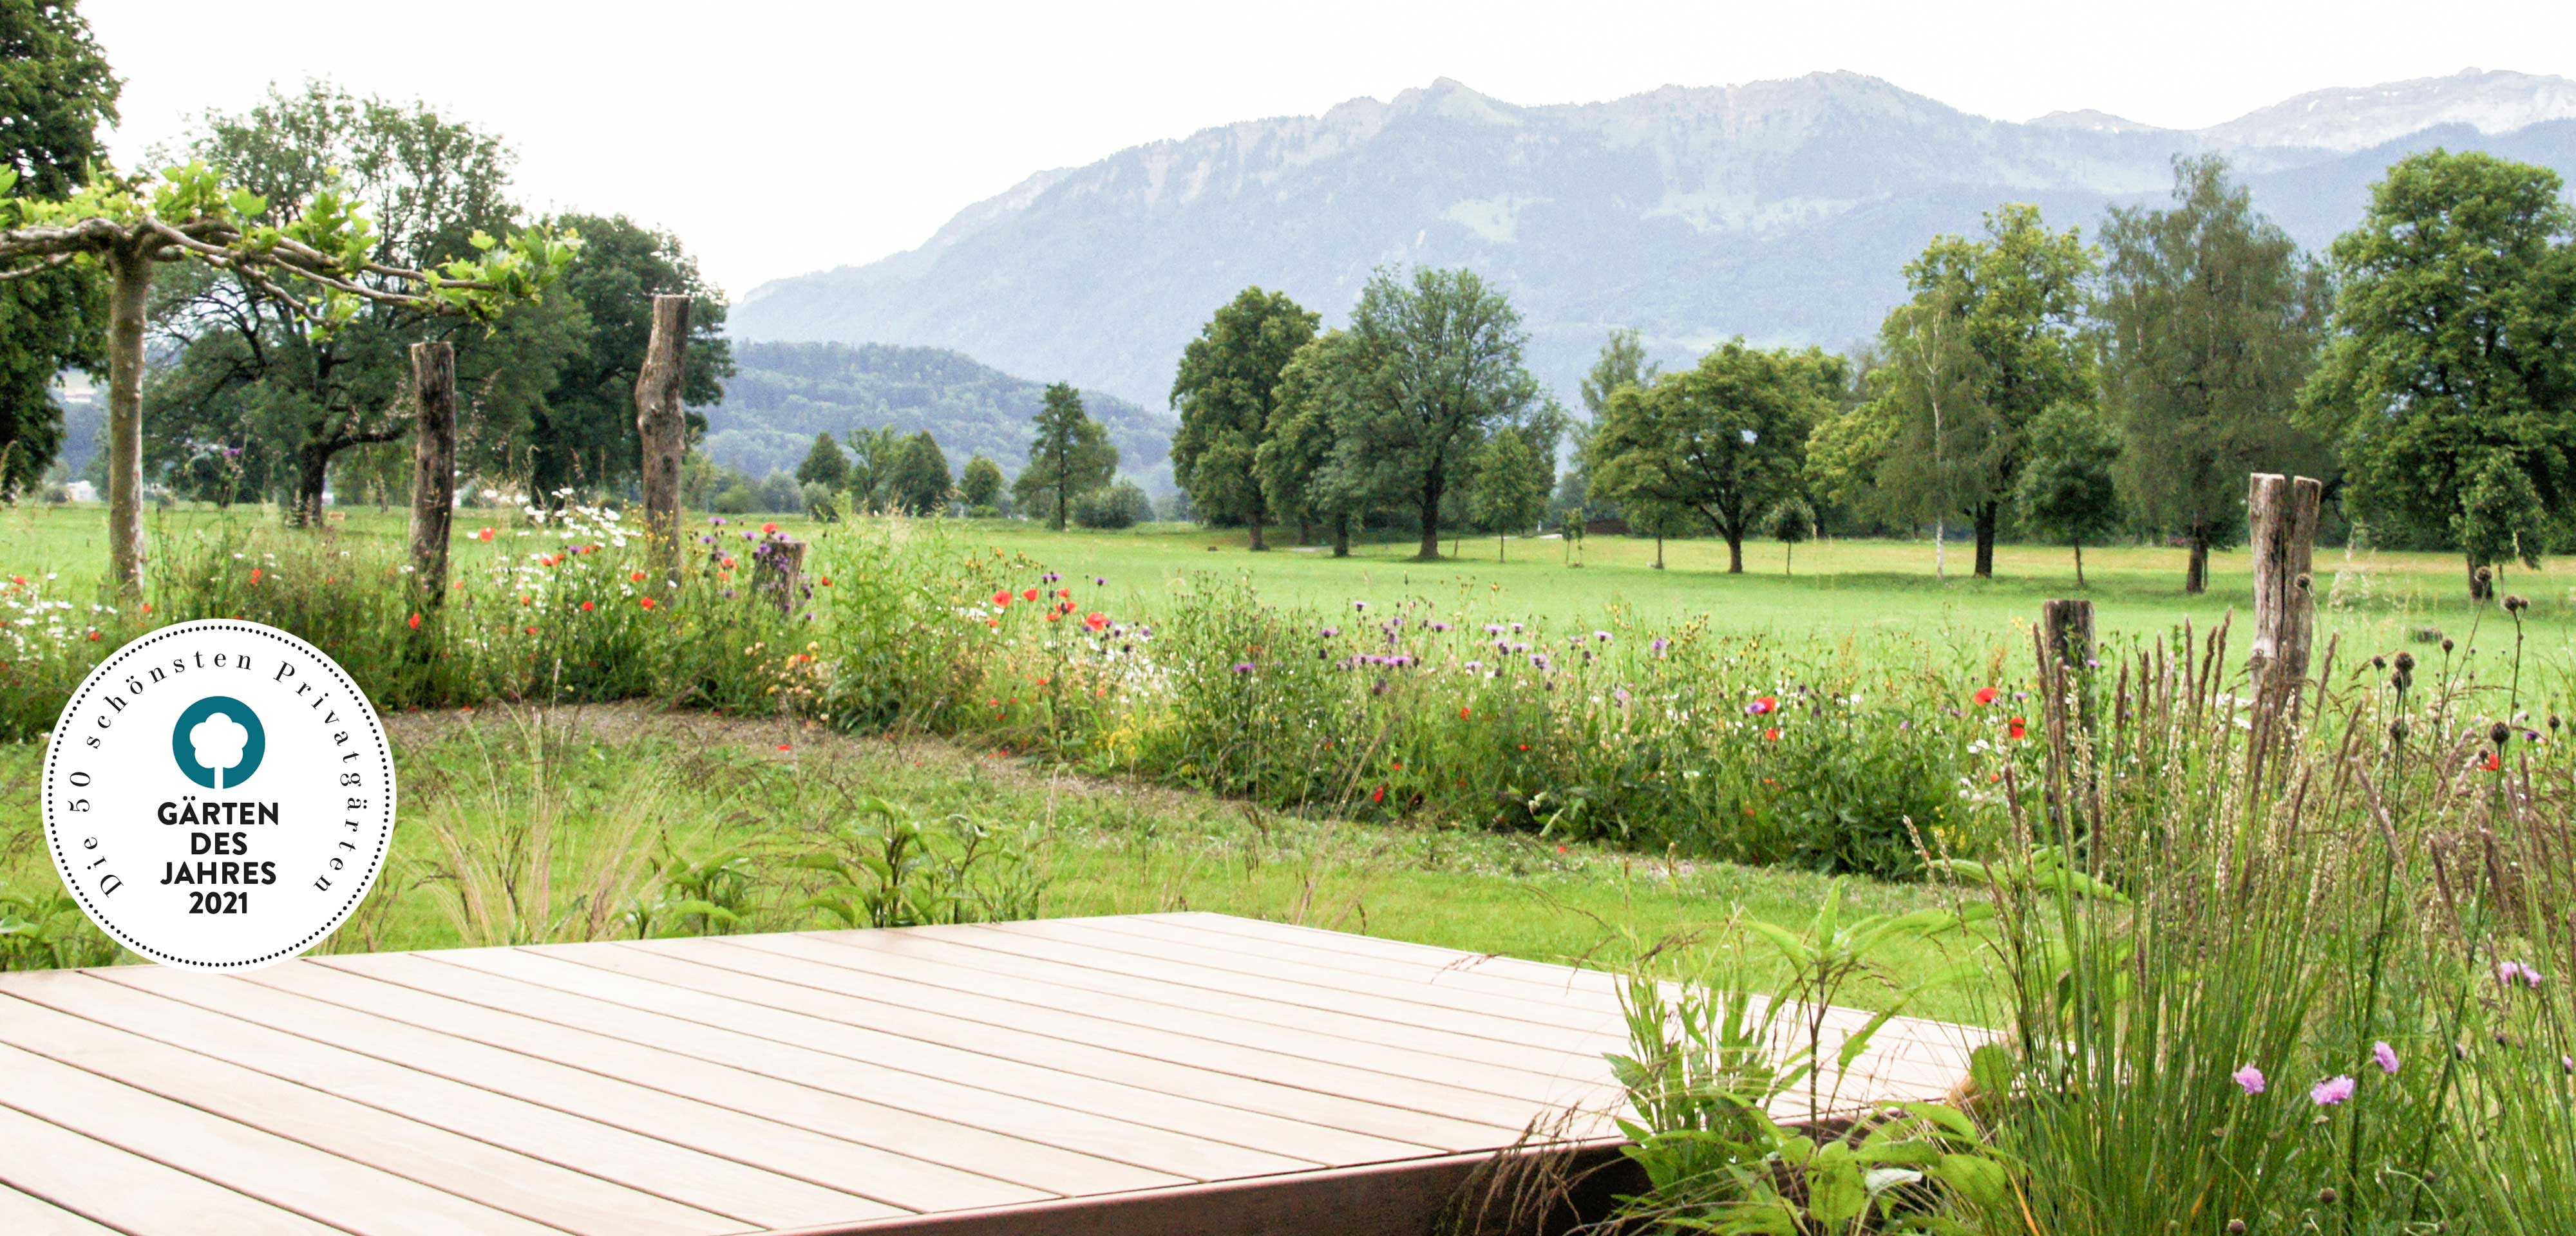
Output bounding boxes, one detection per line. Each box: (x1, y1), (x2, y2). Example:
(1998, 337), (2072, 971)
(2013, 402), (2122, 586)
(1013, 382), (1115, 529)
(521, 212), (731, 498)
(890, 430), (951, 515)
(795, 430), (848, 491)
(1589, 339), (1837, 574)
(2098, 156), (2329, 594)
(2298, 150), (2576, 598)
(1170, 286), (1316, 550)
(959, 454), (1005, 512)
(1467, 426), (1551, 561)
(0, 0), (117, 501)
(1258, 330), (1372, 556)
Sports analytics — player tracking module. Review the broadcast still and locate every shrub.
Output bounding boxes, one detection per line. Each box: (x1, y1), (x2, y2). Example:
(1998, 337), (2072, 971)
(1073, 480), (1153, 529)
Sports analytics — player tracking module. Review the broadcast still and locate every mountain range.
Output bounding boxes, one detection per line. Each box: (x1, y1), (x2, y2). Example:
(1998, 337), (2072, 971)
(726, 67), (2576, 418)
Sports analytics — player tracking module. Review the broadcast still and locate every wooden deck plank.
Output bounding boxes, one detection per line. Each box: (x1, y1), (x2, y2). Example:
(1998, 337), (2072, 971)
(1022, 915), (1639, 1036)
(3, 971), (870, 1231)
(911, 923), (1620, 1074)
(90, 966), (939, 1220)
(543, 942), (1515, 1152)
(0, 1105), (343, 1236)
(706, 932), (1611, 1119)
(654, 937), (1559, 1137)
(0, 1183), (122, 1236)
(423, 944), (1439, 1165)
(0, 1042), (562, 1236)
(313, 949), (1327, 1181)
(0, 991), (742, 1236)
(245, 960), (1193, 1197)
(1118, 913), (1625, 1000)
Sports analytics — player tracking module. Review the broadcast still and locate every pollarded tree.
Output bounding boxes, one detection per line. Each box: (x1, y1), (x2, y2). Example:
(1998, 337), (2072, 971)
(890, 430), (952, 515)
(1875, 205), (2095, 578)
(2298, 150), (2576, 599)
(523, 211), (732, 498)
(1014, 382), (1116, 530)
(795, 431), (849, 491)
(958, 454), (1005, 512)
(2098, 156), (2329, 594)
(2013, 402), (2122, 587)
(1467, 426), (1551, 562)
(1332, 266), (1543, 561)
(1169, 286), (1318, 550)
(1589, 339), (1838, 574)
(0, 160), (574, 594)
(0, 0), (117, 501)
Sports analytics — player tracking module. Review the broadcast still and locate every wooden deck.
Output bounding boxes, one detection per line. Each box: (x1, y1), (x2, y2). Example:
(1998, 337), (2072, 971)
(0, 913), (1976, 1235)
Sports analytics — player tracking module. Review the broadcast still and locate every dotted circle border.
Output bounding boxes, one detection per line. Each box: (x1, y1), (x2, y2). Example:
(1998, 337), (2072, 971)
(40, 620), (397, 969)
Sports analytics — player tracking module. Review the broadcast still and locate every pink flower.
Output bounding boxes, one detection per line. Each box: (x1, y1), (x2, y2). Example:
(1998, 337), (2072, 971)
(2496, 960), (2544, 989)
(2231, 1065), (2266, 1095)
(2310, 1076), (2356, 1106)
(2372, 1042), (2400, 1075)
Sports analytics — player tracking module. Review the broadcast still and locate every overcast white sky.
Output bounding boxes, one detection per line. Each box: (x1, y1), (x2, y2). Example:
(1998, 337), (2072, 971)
(86, 1), (2576, 298)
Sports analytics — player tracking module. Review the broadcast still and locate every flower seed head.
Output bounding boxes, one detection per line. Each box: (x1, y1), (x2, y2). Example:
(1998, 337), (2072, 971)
(2492, 722), (2512, 746)
(2503, 594), (2528, 612)
(2394, 651), (2416, 672)
(2441, 638), (2455, 653)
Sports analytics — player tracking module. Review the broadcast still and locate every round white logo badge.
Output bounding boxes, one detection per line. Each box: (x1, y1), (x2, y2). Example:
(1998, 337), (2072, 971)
(41, 620), (397, 969)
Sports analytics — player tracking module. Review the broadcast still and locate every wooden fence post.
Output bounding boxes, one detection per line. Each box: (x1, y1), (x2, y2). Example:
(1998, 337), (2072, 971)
(634, 294), (691, 591)
(2247, 473), (2322, 707)
(753, 535), (808, 614)
(408, 341), (457, 605)
(2041, 598), (2094, 672)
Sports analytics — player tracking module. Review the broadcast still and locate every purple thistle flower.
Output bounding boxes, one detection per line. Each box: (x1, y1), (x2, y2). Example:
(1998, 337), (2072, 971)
(1651, 637), (1669, 657)
(1464, 660), (1484, 671)
(2310, 1076), (2356, 1106)
(1094, 576), (1106, 586)
(1321, 626), (1340, 638)
(1615, 688), (1632, 707)
(1530, 653), (1551, 671)
(1352, 601), (1367, 612)
(2232, 1065), (2266, 1095)
(1230, 661), (1255, 675)
(2373, 1042), (2400, 1075)
(1484, 623), (1504, 635)
(1595, 630), (1612, 642)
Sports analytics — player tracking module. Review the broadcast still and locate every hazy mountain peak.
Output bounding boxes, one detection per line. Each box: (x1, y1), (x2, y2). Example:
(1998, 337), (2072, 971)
(2204, 68), (2576, 152)
(2027, 108), (2170, 135)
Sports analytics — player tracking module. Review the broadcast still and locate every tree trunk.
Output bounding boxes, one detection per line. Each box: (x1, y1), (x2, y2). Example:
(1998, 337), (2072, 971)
(1497, 531), (1506, 563)
(1296, 517), (1314, 545)
(2073, 538), (2086, 589)
(104, 242), (153, 599)
(408, 342), (457, 606)
(1973, 502), (1998, 579)
(292, 445), (330, 529)
(1784, 542), (1792, 576)
(1246, 501), (1267, 552)
(634, 294), (690, 588)
(1654, 534), (1664, 570)
(1726, 533), (1744, 574)
(2185, 535), (2210, 595)
(1332, 513), (1352, 558)
(1416, 484), (1442, 560)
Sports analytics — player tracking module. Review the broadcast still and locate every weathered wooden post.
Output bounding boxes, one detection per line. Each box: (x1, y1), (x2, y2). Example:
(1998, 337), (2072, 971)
(2041, 598), (2095, 672)
(407, 341), (457, 604)
(634, 294), (690, 590)
(2246, 473), (2322, 709)
(752, 535), (808, 615)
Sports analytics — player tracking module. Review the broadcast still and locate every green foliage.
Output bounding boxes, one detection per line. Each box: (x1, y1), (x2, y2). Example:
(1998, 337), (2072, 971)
(1871, 204), (2095, 574)
(1466, 426), (1551, 561)
(959, 454), (1005, 511)
(2012, 402), (2121, 583)
(1329, 266), (1544, 559)
(795, 431), (850, 491)
(0, 881), (119, 971)
(522, 211), (734, 498)
(1591, 339), (1837, 573)
(2299, 149), (2576, 594)
(1258, 329), (1372, 550)
(889, 430), (951, 516)
(1072, 479), (1153, 529)
(1170, 286), (1318, 541)
(0, 0), (116, 500)
(2098, 156), (2327, 588)
(1014, 382), (1116, 530)
(796, 796), (1043, 930)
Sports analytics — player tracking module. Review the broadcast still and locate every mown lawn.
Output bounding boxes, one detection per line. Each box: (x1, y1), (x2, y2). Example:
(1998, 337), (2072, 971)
(9, 501), (2562, 656)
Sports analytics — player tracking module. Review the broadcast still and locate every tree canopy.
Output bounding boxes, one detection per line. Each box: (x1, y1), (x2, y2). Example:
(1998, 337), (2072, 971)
(1590, 339), (1838, 573)
(2098, 156), (2329, 593)
(2013, 402), (2122, 586)
(1169, 286), (1316, 549)
(890, 429), (951, 515)
(0, 0), (117, 499)
(794, 430), (848, 491)
(2298, 149), (2576, 597)
(958, 453), (1005, 512)
(1467, 425), (1551, 561)
(1013, 382), (1115, 530)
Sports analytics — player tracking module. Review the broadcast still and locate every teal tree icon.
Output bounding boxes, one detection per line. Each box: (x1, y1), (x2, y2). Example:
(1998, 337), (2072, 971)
(172, 696), (266, 790)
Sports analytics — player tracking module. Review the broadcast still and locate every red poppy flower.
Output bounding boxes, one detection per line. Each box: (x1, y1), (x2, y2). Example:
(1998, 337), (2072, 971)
(1459, 706), (1472, 720)
(639, 597), (656, 610)
(630, 570), (647, 583)
(1371, 786), (1386, 803)
(1763, 727), (1780, 741)
(1084, 611), (1107, 630)
(1752, 696), (1777, 715)
(86, 629), (100, 641)
(1974, 686), (2000, 706)
(580, 600), (595, 612)
(2483, 753), (2503, 772)
(140, 603), (151, 613)
(250, 567), (262, 584)
(761, 521), (780, 534)
(1517, 744), (1530, 751)
(777, 744), (792, 752)
(1022, 588), (1039, 602)
(993, 589), (1012, 606)
(2007, 717), (2028, 741)
(820, 577), (833, 587)
(524, 626), (536, 635)
(407, 612), (422, 630)
(1056, 588), (1070, 598)
(1556, 845), (1567, 855)
(475, 527), (495, 541)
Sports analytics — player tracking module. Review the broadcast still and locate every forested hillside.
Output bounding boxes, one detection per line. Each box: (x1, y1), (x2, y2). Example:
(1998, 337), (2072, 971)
(703, 341), (1174, 489)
